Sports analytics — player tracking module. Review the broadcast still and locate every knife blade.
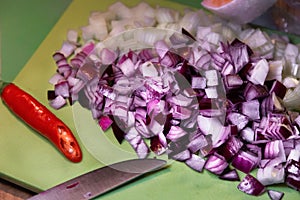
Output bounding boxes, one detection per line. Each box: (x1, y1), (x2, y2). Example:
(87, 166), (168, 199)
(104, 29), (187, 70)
(28, 158), (166, 200)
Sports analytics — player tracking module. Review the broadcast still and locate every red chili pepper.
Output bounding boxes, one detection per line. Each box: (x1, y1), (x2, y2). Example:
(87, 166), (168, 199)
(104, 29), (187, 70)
(0, 82), (82, 163)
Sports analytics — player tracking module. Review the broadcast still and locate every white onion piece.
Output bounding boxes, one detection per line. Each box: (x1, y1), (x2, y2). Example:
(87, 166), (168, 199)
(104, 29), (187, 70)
(67, 29), (78, 44)
(59, 41), (77, 58)
(248, 59), (269, 85)
(287, 149), (300, 162)
(257, 158), (285, 186)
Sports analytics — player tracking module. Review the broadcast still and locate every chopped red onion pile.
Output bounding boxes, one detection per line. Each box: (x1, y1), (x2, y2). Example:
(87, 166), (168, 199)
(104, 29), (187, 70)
(48, 1), (300, 198)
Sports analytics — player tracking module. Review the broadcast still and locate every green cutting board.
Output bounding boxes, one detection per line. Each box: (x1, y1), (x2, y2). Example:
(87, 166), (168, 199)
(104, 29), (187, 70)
(0, 0), (299, 199)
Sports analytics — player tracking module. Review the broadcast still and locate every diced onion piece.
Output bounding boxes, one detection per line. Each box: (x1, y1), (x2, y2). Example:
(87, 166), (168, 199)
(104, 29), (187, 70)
(67, 29), (78, 43)
(185, 154), (206, 172)
(205, 153), (228, 175)
(55, 81), (70, 98)
(257, 158), (285, 186)
(49, 95), (67, 110)
(248, 59), (269, 85)
(98, 115), (113, 131)
(219, 169), (240, 181)
(232, 150), (259, 174)
(237, 174), (265, 196)
(264, 140), (286, 162)
(267, 190), (284, 200)
(99, 48), (117, 65)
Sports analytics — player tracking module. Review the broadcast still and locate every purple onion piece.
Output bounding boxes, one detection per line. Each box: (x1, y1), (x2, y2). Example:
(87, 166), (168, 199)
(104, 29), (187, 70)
(257, 164), (285, 186)
(59, 41), (77, 57)
(267, 190), (284, 200)
(155, 40), (169, 59)
(165, 51), (182, 68)
(98, 115), (113, 131)
(217, 136), (244, 161)
(243, 82), (269, 101)
(285, 160), (300, 190)
(191, 76), (206, 89)
(240, 100), (260, 120)
(47, 90), (56, 100)
(52, 52), (65, 62)
(210, 52), (226, 71)
(70, 51), (87, 68)
(238, 63), (253, 80)
(124, 127), (149, 159)
(227, 112), (249, 131)
(150, 132), (167, 155)
(117, 58), (135, 77)
(237, 174), (265, 196)
(262, 113), (295, 140)
(205, 153), (228, 175)
(224, 74), (243, 90)
(167, 134), (190, 156)
(286, 174), (300, 191)
(185, 154), (206, 172)
(54, 81), (70, 98)
(264, 140), (286, 162)
(199, 135), (214, 157)
(49, 95), (67, 110)
(287, 149), (300, 163)
(99, 48), (116, 65)
(232, 150), (259, 174)
(261, 92), (285, 116)
(285, 159), (300, 176)
(77, 62), (98, 81)
(187, 133), (208, 153)
(82, 42), (95, 55)
(268, 79), (287, 99)
(229, 39), (252, 73)
(109, 115), (126, 144)
(171, 149), (191, 161)
(219, 169), (240, 181)
(166, 126), (188, 142)
(240, 127), (255, 142)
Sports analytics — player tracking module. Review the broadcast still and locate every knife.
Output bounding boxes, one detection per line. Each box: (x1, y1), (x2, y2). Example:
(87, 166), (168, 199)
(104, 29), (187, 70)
(28, 158), (166, 200)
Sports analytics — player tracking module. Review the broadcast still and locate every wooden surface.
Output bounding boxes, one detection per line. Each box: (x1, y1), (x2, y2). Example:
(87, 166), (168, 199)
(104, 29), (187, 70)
(0, 179), (35, 200)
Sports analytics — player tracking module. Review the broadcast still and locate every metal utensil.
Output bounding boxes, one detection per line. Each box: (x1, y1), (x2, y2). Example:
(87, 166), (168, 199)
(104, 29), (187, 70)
(28, 158), (166, 200)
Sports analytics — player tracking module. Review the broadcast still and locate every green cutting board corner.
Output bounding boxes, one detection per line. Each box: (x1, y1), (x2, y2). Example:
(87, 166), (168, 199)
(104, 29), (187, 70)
(0, 0), (299, 199)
